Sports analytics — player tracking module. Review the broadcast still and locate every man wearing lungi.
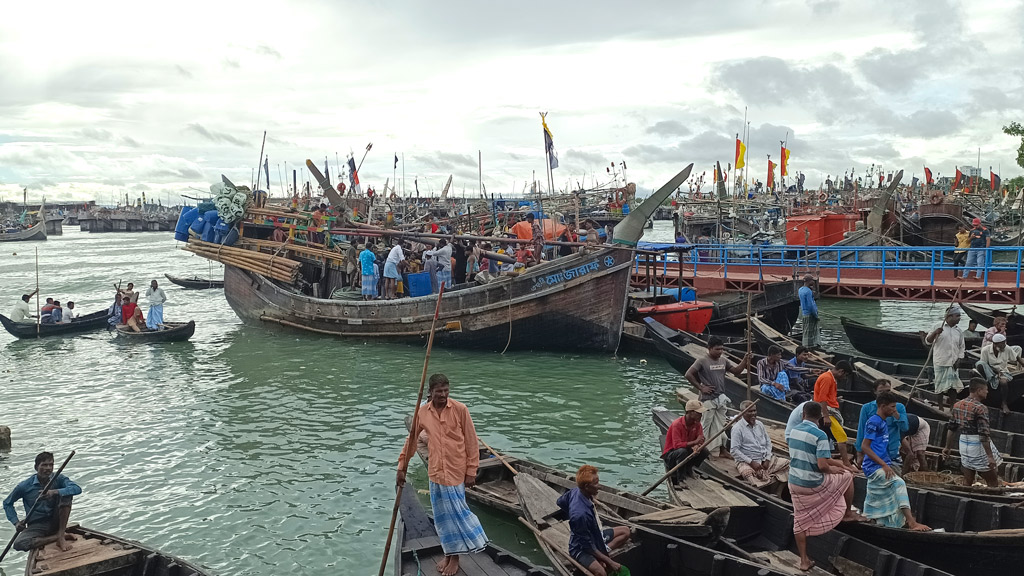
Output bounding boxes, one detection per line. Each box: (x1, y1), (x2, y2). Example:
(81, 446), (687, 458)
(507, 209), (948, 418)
(730, 400), (789, 488)
(812, 361), (855, 466)
(943, 378), (1003, 487)
(854, 379), (908, 474)
(685, 336), (752, 458)
(859, 392), (930, 530)
(787, 402), (864, 572)
(144, 279), (167, 330)
(925, 306), (966, 411)
(398, 374), (487, 576)
(900, 414), (930, 472)
(798, 275), (821, 348)
(975, 333), (1023, 415)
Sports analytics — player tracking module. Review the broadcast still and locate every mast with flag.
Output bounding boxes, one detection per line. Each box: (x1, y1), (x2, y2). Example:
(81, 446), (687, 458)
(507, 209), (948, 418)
(953, 168), (963, 194)
(779, 133), (790, 191)
(540, 112), (558, 220)
(734, 133), (746, 196)
(991, 166), (1001, 193)
(767, 155), (776, 193)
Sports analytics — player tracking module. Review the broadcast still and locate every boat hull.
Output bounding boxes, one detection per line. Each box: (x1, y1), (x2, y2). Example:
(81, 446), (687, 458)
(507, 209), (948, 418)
(164, 273), (225, 289)
(637, 301), (714, 333)
(223, 247), (634, 351)
(0, 221), (47, 242)
(0, 309), (110, 339)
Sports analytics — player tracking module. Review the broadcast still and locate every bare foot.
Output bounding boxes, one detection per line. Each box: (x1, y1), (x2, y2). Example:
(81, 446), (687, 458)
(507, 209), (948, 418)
(841, 511), (868, 523)
(908, 522), (931, 532)
(56, 539), (72, 552)
(64, 533), (78, 541)
(441, 555), (460, 576)
(436, 556), (450, 574)
(799, 559), (815, 572)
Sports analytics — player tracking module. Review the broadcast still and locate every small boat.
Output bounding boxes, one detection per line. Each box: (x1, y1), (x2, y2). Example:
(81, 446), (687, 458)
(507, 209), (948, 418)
(0, 309), (111, 339)
(25, 524), (210, 576)
(634, 300), (715, 333)
(394, 483), (553, 576)
(840, 316), (986, 360)
(164, 274), (224, 290)
(960, 302), (1024, 334)
(114, 321), (195, 342)
(0, 221), (47, 242)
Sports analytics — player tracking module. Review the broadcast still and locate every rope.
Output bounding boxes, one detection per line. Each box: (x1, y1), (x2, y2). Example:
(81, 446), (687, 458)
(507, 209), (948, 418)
(412, 549), (423, 576)
(501, 278), (514, 355)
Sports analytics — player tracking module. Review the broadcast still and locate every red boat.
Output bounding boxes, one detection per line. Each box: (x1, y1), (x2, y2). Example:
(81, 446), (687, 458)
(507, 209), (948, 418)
(635, 300), (715, 333)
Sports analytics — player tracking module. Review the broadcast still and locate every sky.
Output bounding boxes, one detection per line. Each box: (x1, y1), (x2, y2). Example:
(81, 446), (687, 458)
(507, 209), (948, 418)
(1, 0), (1022, 206)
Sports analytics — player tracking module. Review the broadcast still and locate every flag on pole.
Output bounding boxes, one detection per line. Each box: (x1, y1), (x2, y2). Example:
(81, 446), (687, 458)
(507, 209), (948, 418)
(347, 156), (361, 195)
(911, 176), (920, 189)
(542, 115), (559, 170)
(991, 169), (1001, 191)
(767, 159), (776, 190)
(780, 146), (790, 176)
(924, 166), (933, 185)
(735, 137), (746, 170)
(953, 168), (963, 191)
(394, 154), (399, 169)
(264, 157), (270, 191)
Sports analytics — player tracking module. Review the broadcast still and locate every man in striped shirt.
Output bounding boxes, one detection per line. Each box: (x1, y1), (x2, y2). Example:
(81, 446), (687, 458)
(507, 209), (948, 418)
(787, 402), (863, 572)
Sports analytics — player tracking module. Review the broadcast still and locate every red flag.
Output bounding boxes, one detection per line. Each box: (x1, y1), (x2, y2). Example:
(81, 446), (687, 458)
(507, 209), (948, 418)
(780, 146), (790, 176)
(924, 167), (933, 185)
(991, 170), (1001, 191)
(953, 168), (963, 191)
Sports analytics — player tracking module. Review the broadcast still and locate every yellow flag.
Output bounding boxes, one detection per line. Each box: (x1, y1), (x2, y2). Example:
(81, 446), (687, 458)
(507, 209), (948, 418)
(735, 138), (746, 170)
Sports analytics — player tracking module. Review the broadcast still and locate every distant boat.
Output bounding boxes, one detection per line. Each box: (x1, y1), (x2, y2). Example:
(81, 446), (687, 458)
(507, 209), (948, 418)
(164, 274), (224, 290)
(114, 321), (195, 343)
(0, 309), (110, 339)
(0, 221), (46, 242)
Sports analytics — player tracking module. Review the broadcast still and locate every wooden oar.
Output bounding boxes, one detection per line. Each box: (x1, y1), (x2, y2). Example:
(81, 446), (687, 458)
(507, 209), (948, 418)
(641, 401), (758, 496)
(517, 517), (598, 576)
(0, 451), (75, 563)
(376, 285), (446, 576)
(479, 438), (518, 476)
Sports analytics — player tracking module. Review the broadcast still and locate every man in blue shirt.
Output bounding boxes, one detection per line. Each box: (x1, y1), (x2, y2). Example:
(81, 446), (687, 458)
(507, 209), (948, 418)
(798, 275), (820, 348)
(965, 217), (990, 281)
(784, 346), (816, 403)
(556, 464), (630, 576)
(3, 452), (82, 552)
(854, 379), (908, 473)
(358, 243), (378, 300)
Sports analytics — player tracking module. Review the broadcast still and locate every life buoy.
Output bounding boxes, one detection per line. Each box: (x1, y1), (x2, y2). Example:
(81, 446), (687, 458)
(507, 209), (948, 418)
(818, 192), (827, 202)
(929, 192), (942, 205)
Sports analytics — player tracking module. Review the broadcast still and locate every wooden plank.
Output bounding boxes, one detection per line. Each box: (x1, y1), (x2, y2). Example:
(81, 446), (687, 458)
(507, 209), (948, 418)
(753, 550), (831, 576)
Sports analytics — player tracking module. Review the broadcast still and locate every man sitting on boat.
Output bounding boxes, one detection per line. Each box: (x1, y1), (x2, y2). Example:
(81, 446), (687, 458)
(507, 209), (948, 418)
(42, 301), (63, 324)
(39, 298), (55, 323)
(900, 414), (930, 472)
(107, 291), (123, 327)
(943, 378), (1003, 487)
(60, 301), (78, 323)
(9, 290), (37, 322)
(556, 464), (629, 576)
(787, 401), (864, 572)
(685, 336), (752, 458)
(859, 392), (930, 531)
(983, 314), (1008, 344)
(730, 400), (789, 489)
(120, 295), (145, 333)
(926, 305), (966, 412)
(975, 333), (1023, 416)
(661, 399), (709, 486)
(812, 360), (855, 466)
(784, 346), (818, 399)
(397, 374), (487, 576)
(3, 451), (82, 553)
(854, 379), (908, 474)
(756, 346), (790, 401)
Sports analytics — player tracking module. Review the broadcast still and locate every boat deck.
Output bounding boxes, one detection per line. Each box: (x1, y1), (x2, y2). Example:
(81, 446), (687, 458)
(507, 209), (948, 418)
(28, 528), (140, 576)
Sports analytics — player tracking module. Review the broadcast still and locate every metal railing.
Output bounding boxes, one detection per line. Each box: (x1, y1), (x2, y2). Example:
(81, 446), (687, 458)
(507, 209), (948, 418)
(634, 243), (1024, 287)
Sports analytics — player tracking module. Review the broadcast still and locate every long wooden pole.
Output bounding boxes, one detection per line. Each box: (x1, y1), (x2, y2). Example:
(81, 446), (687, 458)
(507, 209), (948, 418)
(641, 401), (758, 496)
(745, 293), (753, 401)
(907, 282), (965, 410)
(479, 439), (518, 477)
(35, 247), (40, 337)
(517, 517), (598, 576)
(377, 284), (446, 576)
(0, 451), (75, 563)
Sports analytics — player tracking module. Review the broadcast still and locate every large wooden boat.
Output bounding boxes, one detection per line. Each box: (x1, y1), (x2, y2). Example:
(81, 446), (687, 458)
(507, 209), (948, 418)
(25, 524), (210, 576)
(0, 221), (47, 242)
(0, 309), (110, 339)
(960, 302), (1024, 334)
(394, 484), (553, 576)
(114, 321), (195, 343)
(213, 166), (693, 352)
(164, 274), (224, 290)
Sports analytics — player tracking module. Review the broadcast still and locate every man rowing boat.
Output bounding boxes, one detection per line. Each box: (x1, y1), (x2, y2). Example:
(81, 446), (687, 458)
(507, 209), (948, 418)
(3, 452), (82, 553)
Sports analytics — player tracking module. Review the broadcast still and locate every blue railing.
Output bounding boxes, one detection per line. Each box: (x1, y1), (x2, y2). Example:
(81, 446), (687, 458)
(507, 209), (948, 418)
(633, 243), (1024, 288)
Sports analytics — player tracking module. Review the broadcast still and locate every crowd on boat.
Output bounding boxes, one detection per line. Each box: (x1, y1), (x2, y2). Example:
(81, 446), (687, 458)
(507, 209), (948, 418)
(9, 291), (79, 324)
(6, 280), (170, 333)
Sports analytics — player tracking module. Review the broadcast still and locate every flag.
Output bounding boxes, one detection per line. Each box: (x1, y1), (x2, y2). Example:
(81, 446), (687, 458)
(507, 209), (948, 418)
(878, 173), (884, 187)
(780, 146), (790, 176)
(347, 156), (361, 194)
(911, 176), (920, 189)
(924, 166), (933, 185)
(735, 137), (746, 170)
(394, 154), (399, 169)
(953, 168), (963, 191)
(542, 116), (558, 170)
(264, 157), (270, 190)
(324, 159), (330, 185)
(767, 159), (776, 190)
(991, 169), (1001, 191)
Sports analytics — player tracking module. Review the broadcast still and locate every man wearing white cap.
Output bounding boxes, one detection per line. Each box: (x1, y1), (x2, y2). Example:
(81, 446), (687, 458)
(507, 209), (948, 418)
(976, 332), (1024, 415)
(661, 399), (710, 486)
(966, 217), (990, 280)
(925, 306), (966, 411)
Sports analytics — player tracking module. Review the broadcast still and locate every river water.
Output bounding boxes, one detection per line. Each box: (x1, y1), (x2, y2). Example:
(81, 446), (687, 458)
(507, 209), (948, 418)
(0, 223), (974, 575)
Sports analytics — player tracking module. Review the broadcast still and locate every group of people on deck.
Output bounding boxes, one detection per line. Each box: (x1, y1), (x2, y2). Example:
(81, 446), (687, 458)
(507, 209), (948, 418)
(8, 290), (80, 324)
(106, 280), (168, 331)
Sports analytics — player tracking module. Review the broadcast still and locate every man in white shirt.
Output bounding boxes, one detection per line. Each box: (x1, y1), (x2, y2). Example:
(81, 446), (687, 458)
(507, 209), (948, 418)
(925, 306), (966, 411)
(383, 242), (406, 300)
(9, 291), (37, 323)
(425, 240), (454, 291)
(145, 280), (167, 330)
(731, 400), (789, 488)
(60, 301), (78, 323)
(976, 333), (1024, 415)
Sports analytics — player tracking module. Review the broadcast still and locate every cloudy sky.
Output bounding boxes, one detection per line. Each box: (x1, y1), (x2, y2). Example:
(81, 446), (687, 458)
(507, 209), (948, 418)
(1, 0), (1022, 206)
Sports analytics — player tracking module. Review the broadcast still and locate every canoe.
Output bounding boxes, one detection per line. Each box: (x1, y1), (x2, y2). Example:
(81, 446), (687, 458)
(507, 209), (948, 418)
(114, 321), (195, 342)
(404, 417), (716, 542)
(960, 302), (1024, 333)
(164, 274), (224, 289)
(394, 483), (553, 576)
(898, 470), (1024, 504)
(25, 524), (210, 576)
(840, 316), (990, 360)
(0, 309), (111, 339)
(647, 410), (952, 575)
(0, 221), (47, 242)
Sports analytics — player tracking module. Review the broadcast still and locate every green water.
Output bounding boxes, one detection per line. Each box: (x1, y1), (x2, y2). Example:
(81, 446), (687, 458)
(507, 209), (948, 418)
(0, 224), (978, 575)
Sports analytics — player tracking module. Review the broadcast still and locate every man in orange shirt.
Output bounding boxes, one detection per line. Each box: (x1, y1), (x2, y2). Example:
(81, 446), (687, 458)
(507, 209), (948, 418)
(398, 374), (487, 576)
(813, 360), (855, 465)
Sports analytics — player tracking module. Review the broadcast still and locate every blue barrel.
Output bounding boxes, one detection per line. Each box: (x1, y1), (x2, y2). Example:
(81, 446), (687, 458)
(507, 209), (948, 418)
(407, 272), (432, 297)
(190, 212), (207, 235)
(622, 203), (630, 215)
(174, 207), (198, 241)
(201, 221), (217, 242)
(662, 287), (696, 302)
(220, 227), (240, 246)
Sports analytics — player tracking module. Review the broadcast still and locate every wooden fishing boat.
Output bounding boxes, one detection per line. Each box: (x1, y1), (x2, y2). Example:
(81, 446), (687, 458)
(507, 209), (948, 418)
(25, 524), (210, 576)
(0, 221), (47, 242)
(207, 166), (693, 352)
(898, 471), (1024, 504)
(164, 274), (224, 289)
(114, 321), (195, 343)
(704, 282), (801, 336)
(841, 316), (992, 360)
(960, 302), (1024, 333)
(0, 309), (111, 339)
(635, 300), (715, 333)
(394, 484), (554, 576)
(404, 417), (716, 542)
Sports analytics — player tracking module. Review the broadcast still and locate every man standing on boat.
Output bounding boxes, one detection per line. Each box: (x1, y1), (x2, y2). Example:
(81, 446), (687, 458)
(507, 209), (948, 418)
(145, 280), (166, 330)
(975, 333), (1023, 415)
(685, 336), (752, 458)
(925, 306), (966, 412)
(798, 275), (821, 349)
(854, 379), (908, 474)
(3, 452), (82, 553)
(397, 374), (487, 576)
(812, 360), (855, 466)
(944, 378), (1003, 487)
(731, 400), (789, 488)
(9, 290), (37, 322)
(383, 241), (406, 300)
(425, 240), (453, 290)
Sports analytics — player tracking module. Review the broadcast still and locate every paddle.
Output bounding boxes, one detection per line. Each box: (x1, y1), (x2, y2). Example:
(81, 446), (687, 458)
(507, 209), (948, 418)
(0, 451), (75, 563)
(641, 401), (758, 496)
(377, 284), (446, 576)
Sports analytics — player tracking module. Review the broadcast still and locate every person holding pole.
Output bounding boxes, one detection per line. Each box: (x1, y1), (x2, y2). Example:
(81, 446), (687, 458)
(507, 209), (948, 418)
(397, 374), (487, 576)
(3, 452), (81, 553)
(9, 291), (38, 322)
(661, 399), (710, 487)
(556, 465), (629, 576)
(684, 336), (752, 458)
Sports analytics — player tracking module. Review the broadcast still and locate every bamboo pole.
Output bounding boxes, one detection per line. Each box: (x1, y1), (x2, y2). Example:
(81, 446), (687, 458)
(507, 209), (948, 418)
(35, 247), (40, 337)
(377, 284), (447, 576)
(746, 293), (753, 401)
(517, 517), (598, 576)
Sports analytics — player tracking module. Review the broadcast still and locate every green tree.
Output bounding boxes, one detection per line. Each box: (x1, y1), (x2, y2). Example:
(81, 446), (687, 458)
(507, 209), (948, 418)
(1004, 122), (1024, 170)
